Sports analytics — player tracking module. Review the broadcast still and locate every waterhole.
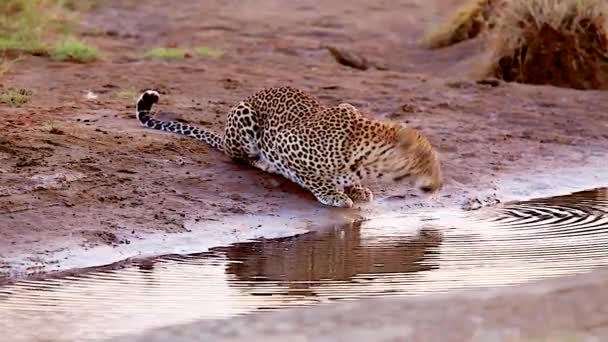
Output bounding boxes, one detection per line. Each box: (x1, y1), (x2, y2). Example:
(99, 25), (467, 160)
(1, 188), (607, 341)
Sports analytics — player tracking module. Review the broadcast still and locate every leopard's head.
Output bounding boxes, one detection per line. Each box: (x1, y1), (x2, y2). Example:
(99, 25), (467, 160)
(372, 125), (443, 194)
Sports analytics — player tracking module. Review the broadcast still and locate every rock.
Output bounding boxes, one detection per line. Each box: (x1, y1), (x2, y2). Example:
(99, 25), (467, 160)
(324, 45), (370, 71)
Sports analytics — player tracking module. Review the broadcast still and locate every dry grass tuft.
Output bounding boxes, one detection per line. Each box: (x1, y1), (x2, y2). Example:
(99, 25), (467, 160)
(0, 87), (33, 106)
(422, 0), (504, 49)
(0, 57), (21, 78)
(482, 0), (608, 89)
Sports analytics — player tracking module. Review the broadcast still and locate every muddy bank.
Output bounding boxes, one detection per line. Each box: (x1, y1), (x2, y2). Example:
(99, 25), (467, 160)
(1, 0), (608, 279)
(2, 160), (607, 283)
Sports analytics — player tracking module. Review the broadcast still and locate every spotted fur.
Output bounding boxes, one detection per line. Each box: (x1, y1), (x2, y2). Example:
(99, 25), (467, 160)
(135, 87), (442, 208)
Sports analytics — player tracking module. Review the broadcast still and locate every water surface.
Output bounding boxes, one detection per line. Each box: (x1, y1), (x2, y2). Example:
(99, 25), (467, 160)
(1, 188), (607, 341)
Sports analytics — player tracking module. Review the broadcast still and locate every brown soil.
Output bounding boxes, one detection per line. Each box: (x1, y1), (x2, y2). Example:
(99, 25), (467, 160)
(1, 0), (608, 279)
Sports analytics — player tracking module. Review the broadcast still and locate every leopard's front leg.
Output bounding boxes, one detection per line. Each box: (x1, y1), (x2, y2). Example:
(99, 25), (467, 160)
(273, 165), (353, 207)
(308, 179), (354, 208)
(272, 130), (353, 208)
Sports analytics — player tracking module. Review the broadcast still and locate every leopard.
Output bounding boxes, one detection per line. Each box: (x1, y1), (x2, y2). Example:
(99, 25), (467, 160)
(135, 86), (442, 208)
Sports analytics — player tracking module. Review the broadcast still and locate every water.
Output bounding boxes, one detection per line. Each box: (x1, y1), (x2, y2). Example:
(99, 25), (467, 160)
(1, 188), (607, 341)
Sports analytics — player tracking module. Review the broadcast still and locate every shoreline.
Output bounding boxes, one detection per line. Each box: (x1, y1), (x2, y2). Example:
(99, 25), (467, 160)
(3, 157), (607, 282)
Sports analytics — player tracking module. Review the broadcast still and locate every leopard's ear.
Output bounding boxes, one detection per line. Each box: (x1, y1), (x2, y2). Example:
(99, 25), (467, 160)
(397, 126), (418, 149)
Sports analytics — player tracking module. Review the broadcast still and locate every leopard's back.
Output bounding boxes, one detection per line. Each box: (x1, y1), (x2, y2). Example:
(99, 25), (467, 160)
(245, 86), (324, 130)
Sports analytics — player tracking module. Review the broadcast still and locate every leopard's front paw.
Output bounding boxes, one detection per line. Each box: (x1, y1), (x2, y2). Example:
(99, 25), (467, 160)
(346, 185), (374, 202)
(315, 191), (354, 208)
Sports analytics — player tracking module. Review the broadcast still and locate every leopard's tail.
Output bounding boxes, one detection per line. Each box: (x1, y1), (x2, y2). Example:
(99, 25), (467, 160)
(135, 90), (224, 151)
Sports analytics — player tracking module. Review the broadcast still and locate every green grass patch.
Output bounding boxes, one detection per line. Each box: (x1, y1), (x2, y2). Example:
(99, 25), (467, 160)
(0, 36), (48, 55)
(144, 47), (189, 59)
(0, 0), (52, 55)
(52, 37), (98, 62)
(0, 87), (33, 106)
(144, 46), (225, 59)
(194, 46), (224, 58)
(0, 0), (100, 61)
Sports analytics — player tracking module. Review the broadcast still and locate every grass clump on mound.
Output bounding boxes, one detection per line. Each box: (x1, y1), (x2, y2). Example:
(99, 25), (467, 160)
(483, 0), (608, 89)
(52, 37), (99, 62)
(422, 0), (504, 49)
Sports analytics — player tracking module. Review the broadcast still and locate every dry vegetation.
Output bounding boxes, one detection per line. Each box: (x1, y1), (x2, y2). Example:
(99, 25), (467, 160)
(424, 0), (608, 90)
(484, 0), (608, 89)
(422, 0), (504, 49)
(0, 87), (32, 106)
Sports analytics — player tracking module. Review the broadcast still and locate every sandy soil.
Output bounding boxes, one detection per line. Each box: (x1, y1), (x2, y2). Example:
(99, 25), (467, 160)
(1, 0), (608, 280)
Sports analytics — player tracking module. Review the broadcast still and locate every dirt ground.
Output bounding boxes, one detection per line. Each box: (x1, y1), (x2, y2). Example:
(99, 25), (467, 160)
(1, 0), (608, 280)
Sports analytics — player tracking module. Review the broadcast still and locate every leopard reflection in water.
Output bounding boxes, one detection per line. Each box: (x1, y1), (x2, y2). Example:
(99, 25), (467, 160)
(211, 220), (443, 296)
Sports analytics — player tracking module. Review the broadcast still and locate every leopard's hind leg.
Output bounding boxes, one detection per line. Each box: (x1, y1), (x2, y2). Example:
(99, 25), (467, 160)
(222, 101), (275, 172)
